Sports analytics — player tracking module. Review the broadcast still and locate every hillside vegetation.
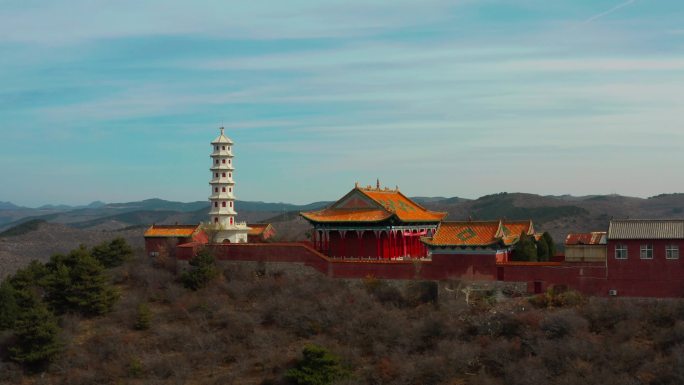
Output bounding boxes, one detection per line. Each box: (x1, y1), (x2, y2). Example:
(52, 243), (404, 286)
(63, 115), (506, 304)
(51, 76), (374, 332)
(2, 244), (684, 385)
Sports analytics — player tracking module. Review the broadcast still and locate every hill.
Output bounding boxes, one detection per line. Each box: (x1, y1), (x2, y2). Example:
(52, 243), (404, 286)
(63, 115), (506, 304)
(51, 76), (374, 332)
(2, 193), (684, 248)
(2, 251), (683, 384)
(0, 221), (144, 280)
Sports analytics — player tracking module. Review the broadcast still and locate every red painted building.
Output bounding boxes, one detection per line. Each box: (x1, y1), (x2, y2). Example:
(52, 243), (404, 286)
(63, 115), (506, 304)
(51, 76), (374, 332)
(605, 220), (684, 297)
(421, 220), (539, 279)
(247, 223), (277, 243)
(300, 183), (446, 259)
(144, 224), (209, 258)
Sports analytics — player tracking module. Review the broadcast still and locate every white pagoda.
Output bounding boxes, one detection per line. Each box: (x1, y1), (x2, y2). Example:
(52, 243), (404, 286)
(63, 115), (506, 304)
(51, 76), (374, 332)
(206, 127), (249, 243)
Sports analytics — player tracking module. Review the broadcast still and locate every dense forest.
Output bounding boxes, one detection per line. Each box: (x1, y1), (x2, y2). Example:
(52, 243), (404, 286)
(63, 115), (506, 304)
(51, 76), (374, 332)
(1, 242), (684, 385)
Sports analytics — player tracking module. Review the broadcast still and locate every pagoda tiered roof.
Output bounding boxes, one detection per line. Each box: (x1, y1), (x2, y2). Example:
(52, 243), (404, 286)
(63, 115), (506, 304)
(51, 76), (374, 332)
(211, 127), (234, 145)
(300, 184), (446, 224)
(422, 220), (536, 247)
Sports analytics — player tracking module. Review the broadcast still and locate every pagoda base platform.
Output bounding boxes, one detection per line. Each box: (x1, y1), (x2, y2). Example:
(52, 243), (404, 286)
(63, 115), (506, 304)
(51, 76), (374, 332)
(204, 224), (250, 244)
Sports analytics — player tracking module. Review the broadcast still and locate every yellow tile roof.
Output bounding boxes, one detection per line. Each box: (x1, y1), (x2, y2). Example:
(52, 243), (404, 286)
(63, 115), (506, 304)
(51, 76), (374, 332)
(300, 186), (446, 224)
(247, 223), (272, 236)
(144, 224), (200, 238)
(423, 220), (535, 247)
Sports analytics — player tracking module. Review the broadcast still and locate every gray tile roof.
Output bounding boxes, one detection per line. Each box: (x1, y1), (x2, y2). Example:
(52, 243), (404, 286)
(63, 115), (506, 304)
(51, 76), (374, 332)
(608, 220), (684, 240)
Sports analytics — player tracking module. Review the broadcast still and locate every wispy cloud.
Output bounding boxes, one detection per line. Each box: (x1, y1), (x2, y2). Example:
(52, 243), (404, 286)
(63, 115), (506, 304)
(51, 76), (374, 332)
(585, 0), (636, 23)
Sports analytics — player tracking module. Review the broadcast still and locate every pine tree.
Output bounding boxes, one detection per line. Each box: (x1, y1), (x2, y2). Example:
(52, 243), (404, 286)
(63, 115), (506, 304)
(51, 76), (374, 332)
(536, 238), (550, 261)
(9, 260), (50, 292)
(92, 237), (133, 268)
(8, 294), (62, 369)
(0, 280), (19, 330)
(181, 249), (219, 290)
(512, 232), (537, 262)
(45, 247), (119, 316)
(543, 232), (557, 259)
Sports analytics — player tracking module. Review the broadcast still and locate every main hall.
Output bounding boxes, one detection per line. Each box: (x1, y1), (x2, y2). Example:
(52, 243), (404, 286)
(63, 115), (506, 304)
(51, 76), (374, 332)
(300, 182), (446, 260)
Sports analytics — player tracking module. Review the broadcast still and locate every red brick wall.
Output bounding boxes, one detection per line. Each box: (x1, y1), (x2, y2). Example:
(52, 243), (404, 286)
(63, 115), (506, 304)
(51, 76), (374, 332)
(605, 239), (684, 297)
(171, 241), (684, 298)
(426, 253), (498, 280)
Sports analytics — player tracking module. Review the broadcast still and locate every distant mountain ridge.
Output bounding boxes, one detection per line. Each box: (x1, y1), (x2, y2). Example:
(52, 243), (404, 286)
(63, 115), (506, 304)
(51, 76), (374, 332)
(2, 193), (684, 247)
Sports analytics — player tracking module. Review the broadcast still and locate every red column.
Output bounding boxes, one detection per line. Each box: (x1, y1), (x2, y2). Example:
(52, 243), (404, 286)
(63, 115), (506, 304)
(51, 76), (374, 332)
(402, 232), (406, 258)
(383, 231), (388, 259)
(375, 232), (380, 258)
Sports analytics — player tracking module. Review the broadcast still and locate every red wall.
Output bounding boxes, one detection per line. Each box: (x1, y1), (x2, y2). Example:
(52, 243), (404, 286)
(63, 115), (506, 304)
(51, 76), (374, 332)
(425, 253), (498, 280)
(605, 239), (684, 297)
(171, 241), (684, 298)
(498, 262), (607, 294)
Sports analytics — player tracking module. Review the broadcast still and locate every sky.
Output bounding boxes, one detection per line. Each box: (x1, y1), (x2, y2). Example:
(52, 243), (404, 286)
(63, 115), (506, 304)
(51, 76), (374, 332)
(1, 0), (683, 207)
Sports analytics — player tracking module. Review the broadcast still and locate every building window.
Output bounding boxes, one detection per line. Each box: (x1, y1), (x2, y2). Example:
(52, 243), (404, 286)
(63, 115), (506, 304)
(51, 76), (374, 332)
(222, 146), (225, 150)
(215, 146), (218, 151)
(230, 217), (233, 225)
(229, 159), (231, 164)
(214, 217), (218, 223)
(222, 172), (226, 177)
(229, 172), (232, 178)
(214, 202), (218, 207)
(229, 187), (232, 192)
(666, 245), (680, 259)
(215, 173), (218, 178)
(222, 159), (226, 164)
(230, 201), (233, 207)
(615, 244), (628, 259)
(222, 187), (226, 192)
(215, 159), (219, 164)
(222, 202), (226, 207)
(214, 187), (218, 193)
(640, 244), (653, 259)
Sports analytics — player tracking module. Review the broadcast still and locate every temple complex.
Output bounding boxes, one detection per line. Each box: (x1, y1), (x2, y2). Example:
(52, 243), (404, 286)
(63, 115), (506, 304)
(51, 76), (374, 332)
(300, 182), (446, 259)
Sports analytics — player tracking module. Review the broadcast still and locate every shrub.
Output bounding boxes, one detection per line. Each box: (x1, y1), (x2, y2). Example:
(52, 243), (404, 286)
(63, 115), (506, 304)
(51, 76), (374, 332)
(364, 280), (406, 307)
(134, 303), (152, 330)
(285, 345), (351, 385)
(582, 298), (628, 332)
(181, 249), (219, 290)
(405, 281), (439, 306)
(540, 310), (587, 339)
(552, 290), (584, 308)
(128, 356), (144, 378)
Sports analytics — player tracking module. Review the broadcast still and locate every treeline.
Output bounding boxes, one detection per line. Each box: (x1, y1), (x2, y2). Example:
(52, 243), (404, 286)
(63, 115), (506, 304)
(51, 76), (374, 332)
(0, 238), (132, 369)
(511, 231), (557, 262)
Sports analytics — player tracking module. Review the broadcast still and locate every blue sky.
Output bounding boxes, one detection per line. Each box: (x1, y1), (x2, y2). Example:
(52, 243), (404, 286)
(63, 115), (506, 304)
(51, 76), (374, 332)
(1, 0), (683, 206)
